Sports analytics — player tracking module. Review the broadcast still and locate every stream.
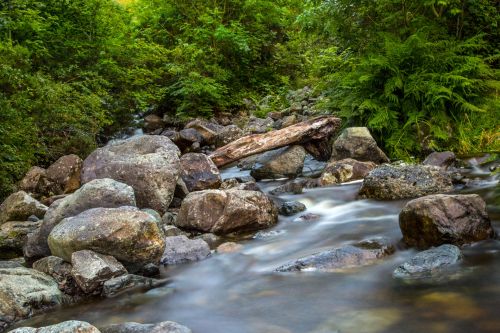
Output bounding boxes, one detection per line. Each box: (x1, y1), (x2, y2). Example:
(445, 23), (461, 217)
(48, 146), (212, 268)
(14, 160), (500, 333)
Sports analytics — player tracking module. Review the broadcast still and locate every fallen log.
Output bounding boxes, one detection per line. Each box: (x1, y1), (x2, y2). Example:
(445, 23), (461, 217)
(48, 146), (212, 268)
(210, 116), (341, 167)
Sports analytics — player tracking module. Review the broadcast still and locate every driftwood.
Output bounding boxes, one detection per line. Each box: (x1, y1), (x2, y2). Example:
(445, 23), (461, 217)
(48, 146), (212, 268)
(210, 116), (341, 167)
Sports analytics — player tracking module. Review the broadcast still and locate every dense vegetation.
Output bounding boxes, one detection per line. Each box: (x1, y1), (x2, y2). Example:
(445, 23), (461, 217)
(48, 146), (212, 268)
(1, 0), (498, 198)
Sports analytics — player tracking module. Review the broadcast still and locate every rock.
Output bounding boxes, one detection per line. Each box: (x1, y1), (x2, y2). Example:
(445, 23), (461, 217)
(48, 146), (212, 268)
(162, 225), (184, 237)
(237, 155), (260, 170)
(48, 207), (165, 265)
(179, 153), (221, 192)
(215, 125), (244, 147)
(0, 191), (47, 224)
(269, 178), (319, 195)
(0, 221), (40, 259)
(32, 256), (80, 296)
(18, 167), (46, 194)
(319, 158), (376, 185)
(161, 236), (210, 265)
(216, 242), (243, 253)
(45, 154), (83, 194)
(144, 114), (165, 132)
(300, 156), (327, 178)
(175, 190), (278, 235)
(250, 145), (306, 180)
(100, 321), (191, 333)
(423, 151), (456, 169)
(0, 265), (62, 328)
(393, 244), (463, 279)
(102, 274), (166, 297)
(358, 164), (453, 200)
(399, 194), (494, 249)
(294, 213), (321, 223)
(185, 119), (223, 145)
(24, 178), (136, 260)
(195, 233), (221, 249)
(245, 117), (274, 134)
(178, 128), (203, 145)
(71, 250), (127, 294)
(142, 209), (161, 223)
(276, 239), (394, 272)
(10, 321), (100, 333)
(81, 136), (180, 214)
(278, 201), (306, 216)
(331, 127), (389, 164)
(281, 115), (298, 128)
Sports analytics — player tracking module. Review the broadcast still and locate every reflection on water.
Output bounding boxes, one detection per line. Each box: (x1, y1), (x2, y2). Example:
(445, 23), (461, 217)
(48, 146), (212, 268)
(14, 164), (500, 333)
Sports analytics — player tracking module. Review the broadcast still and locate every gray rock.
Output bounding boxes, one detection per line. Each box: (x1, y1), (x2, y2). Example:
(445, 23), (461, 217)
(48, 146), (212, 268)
(10, 320), (100, 333)
(276, 239), (394, 272)
(175, 190), (278, 235)
(269, 178), (319, 195)
(319, 158), (376, 185)
(48, 207), (165, 265)
(102, 274), (167, 297)
(81, 135), (181, 214)
(250, 145), (307, 180)
(358, 164), (453, 200)
(0, 221), (40, 259)
(423, 151), (456, 169)
(399, 194), (494, 249)
(142, 209), (161, 223)
(0, 266), (62, 327)
(0, 191), (47, 225)
(331, 127), (389, 164)
(161, 236), (210, 265)
(278, 201), (306, 216)
(25, 179), (136, 260)
(393, 244), (463, 279)
(179, 153), (221, 192)
(215, 125), (244, 147)
(71, 250), (127, 294)
(100, 321), (191, 333)
(195, 233), (221, 249)
(185, 119), (223, 145)
(32, 256), (80, 296)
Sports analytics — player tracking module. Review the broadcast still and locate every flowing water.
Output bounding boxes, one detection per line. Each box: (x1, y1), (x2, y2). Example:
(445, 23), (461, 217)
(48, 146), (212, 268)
(14, 161), (500, 333)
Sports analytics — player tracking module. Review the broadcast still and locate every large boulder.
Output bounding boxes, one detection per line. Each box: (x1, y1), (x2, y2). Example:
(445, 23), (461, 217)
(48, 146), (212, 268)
(179, 153), (221, 192)
(81, 136), (181, 214)
(25, 179), (136, 260)
(358, 164), (453, 200)
(71, 250), (127, 294)
(0, 263), (62, 329)
(250, 145), (307, 180)
(175, 189), (278, 235)
(100, 321), (191, 333)
(276, 237), (395, 272)
(0, 191), (47, 224)
(331, 127), (389, 164)
(10, 321), (100, 333)
(48, 207), (165, 265)
(399, 194), (494, 249)
(0, 221), (40, 259)
(45, 154), (83, 194)
(393, 244), (463, 280)
(161, 236), (211, 265)
(319, 158), (376, 186)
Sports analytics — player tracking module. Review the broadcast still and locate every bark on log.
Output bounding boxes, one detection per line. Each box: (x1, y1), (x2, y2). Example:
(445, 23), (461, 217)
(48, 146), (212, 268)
(210, 116), (341, 167)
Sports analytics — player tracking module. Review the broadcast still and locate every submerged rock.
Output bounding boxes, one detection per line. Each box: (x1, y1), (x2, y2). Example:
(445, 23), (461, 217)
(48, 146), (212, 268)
(399, 194), (494, 249)
(100, 321), (191, 333)
(71, 250), (127, 294)
(175, 189), (278, 235)
(269, 178), (319, 195)
(25, 178), (136, 260)
(358, 164), (453, 200)
(161, 236), (210, 265)
(276, 238), (394, 272)
(393, 244), (463, 280)
(331, 127), (389, 164)
(319, 158), (376, 185)
(0, 191), (47, 225)
(179, 153), (221, 192)
(10, 321), (100, 333)
(81, 135), (181, 214)
(250, 145), (306, 180)
(102, 274), (167, 297)
(0, 264), (62, 328)
(48, 207), (165, 265)
(217, 242), (243, 254)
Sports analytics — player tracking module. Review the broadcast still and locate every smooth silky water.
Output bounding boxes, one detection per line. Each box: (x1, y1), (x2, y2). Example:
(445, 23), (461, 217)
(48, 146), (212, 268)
(14, 163), (500, 333)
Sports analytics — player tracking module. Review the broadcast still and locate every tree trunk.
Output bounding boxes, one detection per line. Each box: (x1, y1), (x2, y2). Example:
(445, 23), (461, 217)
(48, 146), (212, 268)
(210, 116), (341, 167)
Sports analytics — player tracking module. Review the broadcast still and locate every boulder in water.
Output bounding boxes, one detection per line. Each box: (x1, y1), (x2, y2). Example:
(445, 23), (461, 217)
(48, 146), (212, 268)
(160, 236), (211, 265)
(278, 201), (306, 216)
(81, 135), (180, 214)
(399, 194), (494, 249)
(250, 145), (306, 180)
